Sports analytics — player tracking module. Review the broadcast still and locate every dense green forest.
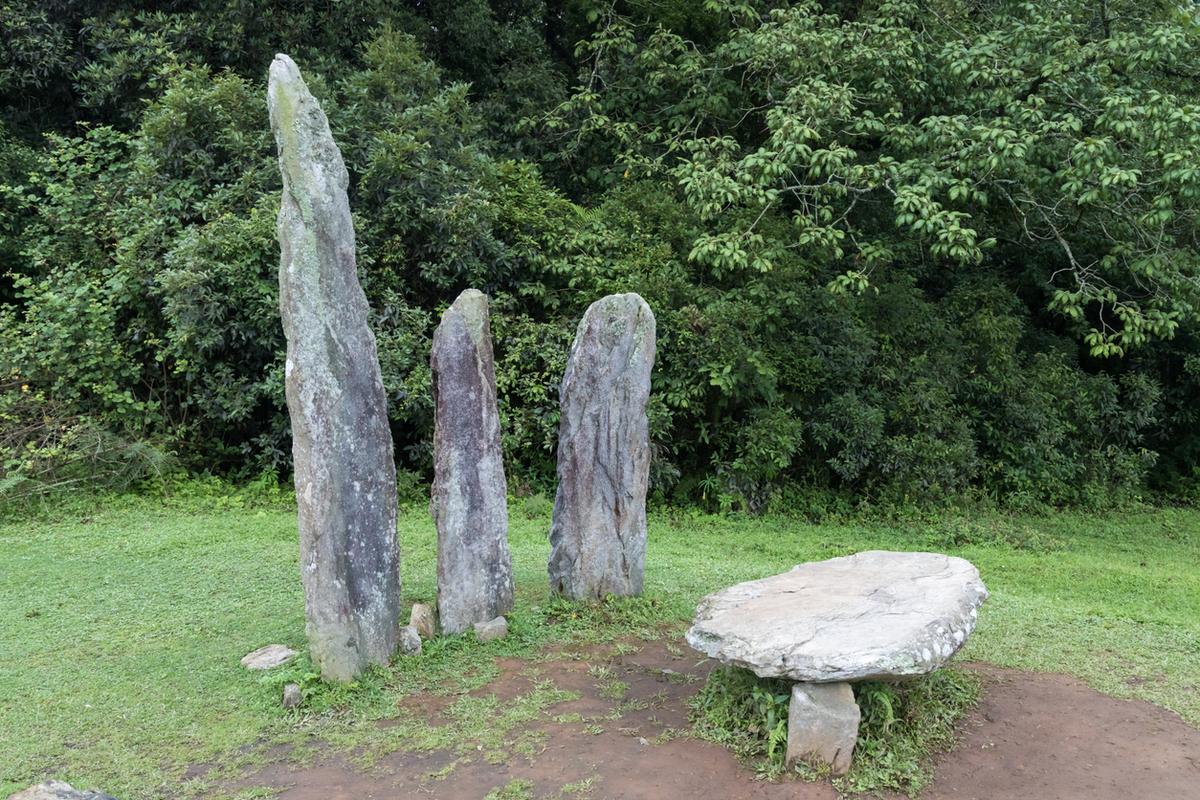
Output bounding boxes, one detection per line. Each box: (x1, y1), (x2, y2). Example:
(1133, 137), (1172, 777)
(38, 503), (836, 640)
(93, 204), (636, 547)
(1, 0), (1198, 511)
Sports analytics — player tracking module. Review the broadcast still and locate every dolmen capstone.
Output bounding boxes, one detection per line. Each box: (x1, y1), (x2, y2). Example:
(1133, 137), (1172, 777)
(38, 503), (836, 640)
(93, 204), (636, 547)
(430, 289), (515, 634)
(686, 550), (988, 775)
(548, 293), (656, 600)
(269, 53), (401, 682)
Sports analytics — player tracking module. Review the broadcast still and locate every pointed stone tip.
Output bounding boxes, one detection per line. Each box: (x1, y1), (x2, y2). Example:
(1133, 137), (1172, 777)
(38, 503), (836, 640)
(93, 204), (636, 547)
(269, 53), (301, 85)
(585, 292), (655, 330)
(441, 288), (490, 346)
(451, 288), (488, 315)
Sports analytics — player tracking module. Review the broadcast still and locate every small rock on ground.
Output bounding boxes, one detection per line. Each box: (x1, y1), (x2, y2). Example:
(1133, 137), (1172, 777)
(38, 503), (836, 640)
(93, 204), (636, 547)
(240, 644), (298, 670)
(7, 781), (118, 800)
(409, 603), (436, 639)
(474, 616), (508, 643)
(398, 625), (422, 655)
(282, 683), (302, 709)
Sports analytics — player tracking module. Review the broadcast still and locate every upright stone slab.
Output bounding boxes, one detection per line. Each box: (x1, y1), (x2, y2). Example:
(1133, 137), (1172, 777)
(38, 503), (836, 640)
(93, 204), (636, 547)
(786, 682), (860, 776)
(548, 293), (656, 599)
(430, 289), (514, 634)
(268, 53), (400, 681)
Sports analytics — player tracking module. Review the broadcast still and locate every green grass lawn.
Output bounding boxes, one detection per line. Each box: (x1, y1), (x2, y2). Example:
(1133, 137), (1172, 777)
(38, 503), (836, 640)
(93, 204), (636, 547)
(1, 498), (1197, 798)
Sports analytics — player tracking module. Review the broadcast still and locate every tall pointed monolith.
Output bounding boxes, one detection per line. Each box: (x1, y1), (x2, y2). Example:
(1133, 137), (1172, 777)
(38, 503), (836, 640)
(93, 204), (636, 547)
(268, 53), (400, 681)
(548, 293), (656, 599)
(430, 289), (514, 633)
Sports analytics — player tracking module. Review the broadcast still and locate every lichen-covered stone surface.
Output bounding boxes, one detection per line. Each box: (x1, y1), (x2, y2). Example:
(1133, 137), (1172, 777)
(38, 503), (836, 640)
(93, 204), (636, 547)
(786, 682), (860, 775)
(430, 289), (514, 634)
(548, 293), (656, 600)
(474, 616), (508, 643)
(240, 644), (297, 670)
(7, 782), (117, 800)
(282, 683), (302, 709)
(398, 625), (422, 655)
(686, 551), (988, 682)
(409, 602), (436, 639)
(268, 53), (399, 682)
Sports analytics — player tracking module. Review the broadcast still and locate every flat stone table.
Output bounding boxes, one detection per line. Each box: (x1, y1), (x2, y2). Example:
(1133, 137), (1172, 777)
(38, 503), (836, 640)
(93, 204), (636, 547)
(685, 550), (988, 775)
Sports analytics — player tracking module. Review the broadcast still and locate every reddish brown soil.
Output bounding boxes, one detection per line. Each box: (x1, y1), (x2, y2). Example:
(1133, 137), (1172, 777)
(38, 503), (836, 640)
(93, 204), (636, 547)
(219, 639), (1200, 800)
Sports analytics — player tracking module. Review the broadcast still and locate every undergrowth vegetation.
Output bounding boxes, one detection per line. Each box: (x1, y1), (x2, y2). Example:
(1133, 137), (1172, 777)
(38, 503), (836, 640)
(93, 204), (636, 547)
(690, 666), (981, 795)
(1, 494), (1196, 798)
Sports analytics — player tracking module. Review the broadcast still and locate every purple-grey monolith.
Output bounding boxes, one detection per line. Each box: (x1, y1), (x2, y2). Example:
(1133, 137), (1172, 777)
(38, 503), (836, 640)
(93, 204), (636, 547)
(430, 289), (514, 633)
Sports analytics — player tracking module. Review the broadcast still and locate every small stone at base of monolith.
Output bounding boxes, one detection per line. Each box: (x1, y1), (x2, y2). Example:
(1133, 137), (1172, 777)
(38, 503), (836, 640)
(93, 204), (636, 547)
(409, 603), (436, 639)
(7, 781), (117, 800)
(786, 682), (860, 776)
(474, 616), (508, 643)
(282, 683), (302, 709)
(398, 625), (422, 655)
(241, 644), (297, 670)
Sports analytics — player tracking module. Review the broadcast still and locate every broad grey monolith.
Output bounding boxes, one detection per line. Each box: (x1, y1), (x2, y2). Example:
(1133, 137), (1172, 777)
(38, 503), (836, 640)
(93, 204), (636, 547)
(268, 53), (400, 682)
(548, 293), (656, 599)
(430, 289), (514, 634)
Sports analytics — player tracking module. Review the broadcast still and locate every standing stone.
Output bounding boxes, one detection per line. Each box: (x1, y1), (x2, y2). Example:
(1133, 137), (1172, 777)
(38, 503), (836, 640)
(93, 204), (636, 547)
(430, 289), (514, 634)
(548, 293), (656, 599)
(268, 53), (400, 682)
(786, 682), (860, 776)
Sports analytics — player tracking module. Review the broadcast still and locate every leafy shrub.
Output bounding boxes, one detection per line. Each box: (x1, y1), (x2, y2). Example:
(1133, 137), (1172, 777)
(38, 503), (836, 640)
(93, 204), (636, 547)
(0, 382), (176, 508)
(845, 671), (981, 796)
(0, 1), (1195, 507)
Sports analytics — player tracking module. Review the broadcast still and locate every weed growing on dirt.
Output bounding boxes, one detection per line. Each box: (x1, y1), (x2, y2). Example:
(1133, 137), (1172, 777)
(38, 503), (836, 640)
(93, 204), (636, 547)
(689, 666), (792, 770)
(690, 666), (981, 794)
(839, 670), (981, 796)
(484, 778), (535, 799)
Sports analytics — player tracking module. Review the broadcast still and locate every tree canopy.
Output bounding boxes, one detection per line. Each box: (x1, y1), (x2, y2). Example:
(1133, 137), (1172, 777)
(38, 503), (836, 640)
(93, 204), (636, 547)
(1, 0), (1198, 509)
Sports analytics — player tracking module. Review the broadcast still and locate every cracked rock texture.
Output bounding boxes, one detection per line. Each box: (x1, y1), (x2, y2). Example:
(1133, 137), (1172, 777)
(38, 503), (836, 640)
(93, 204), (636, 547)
(686, 550), (988, 682)
(548, 293), (656, 600)
(269, 53), (400, 682)
(430, 289), (514, 634)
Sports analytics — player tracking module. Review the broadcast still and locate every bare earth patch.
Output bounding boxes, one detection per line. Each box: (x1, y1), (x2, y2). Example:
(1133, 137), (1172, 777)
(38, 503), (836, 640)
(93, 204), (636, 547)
(216, 640), (1200, 799)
